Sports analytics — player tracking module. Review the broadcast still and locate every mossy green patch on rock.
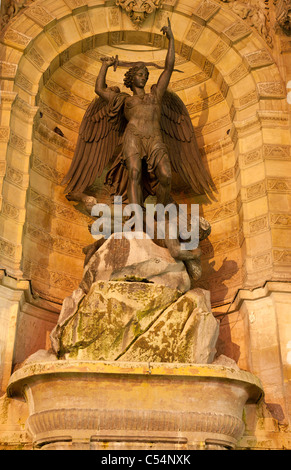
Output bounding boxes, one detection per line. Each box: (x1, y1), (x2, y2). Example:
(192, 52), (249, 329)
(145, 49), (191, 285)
(60, 280), (181, 361)
(118, 288), (219, 364)
(58, 282), (219, 364)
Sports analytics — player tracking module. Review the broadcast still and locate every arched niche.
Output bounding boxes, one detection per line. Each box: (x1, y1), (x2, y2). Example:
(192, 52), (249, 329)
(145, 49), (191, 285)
(0, 0), (289, 307)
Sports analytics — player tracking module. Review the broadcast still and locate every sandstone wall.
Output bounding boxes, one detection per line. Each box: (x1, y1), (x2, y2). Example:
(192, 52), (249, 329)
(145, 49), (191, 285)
(0, 0), (290, 449)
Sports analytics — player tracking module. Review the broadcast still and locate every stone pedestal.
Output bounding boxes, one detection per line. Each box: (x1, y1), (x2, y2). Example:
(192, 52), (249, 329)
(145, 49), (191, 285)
(7, 360), (263, 450)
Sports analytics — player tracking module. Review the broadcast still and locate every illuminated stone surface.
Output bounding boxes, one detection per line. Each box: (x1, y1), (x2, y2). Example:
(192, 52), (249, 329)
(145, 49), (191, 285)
(7, 360), (263, 450)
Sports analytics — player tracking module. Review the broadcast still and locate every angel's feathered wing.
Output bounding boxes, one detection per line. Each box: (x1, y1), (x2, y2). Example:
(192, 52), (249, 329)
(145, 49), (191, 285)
(160, 90), (215, 196)
(62, 89), (128, 195)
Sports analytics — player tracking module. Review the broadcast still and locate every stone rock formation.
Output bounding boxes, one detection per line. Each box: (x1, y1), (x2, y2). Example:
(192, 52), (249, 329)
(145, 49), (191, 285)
(51, 280), (219, 363)
(50, 233), (220, 364)
(80, 232), (191, 294)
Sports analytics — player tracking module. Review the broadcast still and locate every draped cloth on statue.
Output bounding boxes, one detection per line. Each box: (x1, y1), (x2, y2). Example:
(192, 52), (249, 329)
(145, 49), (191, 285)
(104, 124), (164, 203)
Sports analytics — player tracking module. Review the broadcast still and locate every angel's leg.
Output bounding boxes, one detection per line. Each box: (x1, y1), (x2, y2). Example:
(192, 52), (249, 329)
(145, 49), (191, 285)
(123, 136), (143, 206)
(154, 154), (172, 206)
(127, 158), (143, 206)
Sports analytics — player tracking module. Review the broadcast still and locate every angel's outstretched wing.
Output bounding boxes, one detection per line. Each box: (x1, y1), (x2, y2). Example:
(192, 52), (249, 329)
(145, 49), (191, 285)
(160, 90), (215, 196)
(62, 89), (128, 195)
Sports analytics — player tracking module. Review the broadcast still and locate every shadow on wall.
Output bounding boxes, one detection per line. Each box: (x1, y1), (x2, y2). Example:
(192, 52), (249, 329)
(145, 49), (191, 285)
(197, 236), (239, 305)
(215, 315), (241, 364)
(265, 403), (286, 423)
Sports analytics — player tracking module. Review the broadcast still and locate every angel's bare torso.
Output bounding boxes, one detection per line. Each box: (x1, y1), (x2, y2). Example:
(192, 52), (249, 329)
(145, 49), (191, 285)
(121, 85), (171, 207)
(124, 92), (162, 136)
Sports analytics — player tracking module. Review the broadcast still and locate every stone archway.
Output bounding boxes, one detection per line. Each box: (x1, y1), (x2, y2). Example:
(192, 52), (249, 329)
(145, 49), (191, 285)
(0, 0), (289, 308)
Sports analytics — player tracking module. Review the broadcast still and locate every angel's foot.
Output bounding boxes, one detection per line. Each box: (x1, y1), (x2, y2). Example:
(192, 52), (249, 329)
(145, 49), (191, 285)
(82, 195), (97, 214)
(184, 258), (202, 284)
(199, 216), (211, 241)
(82, 238), (106, 266)
(66, 192), (80, 202)
(165, 238), (201, 261)
(65, 191), (97, 208)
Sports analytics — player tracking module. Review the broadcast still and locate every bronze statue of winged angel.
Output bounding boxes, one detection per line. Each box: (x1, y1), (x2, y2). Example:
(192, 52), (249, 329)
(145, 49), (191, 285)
(62, 20), (214, 282)
(62, 19), (214, 212)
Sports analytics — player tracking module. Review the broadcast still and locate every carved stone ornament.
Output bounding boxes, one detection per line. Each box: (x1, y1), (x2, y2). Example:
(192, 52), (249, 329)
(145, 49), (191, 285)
(116, 0), (162, 28)
(276, 0), (291, 35)
(219, 0), (273, 47)
(0, 0), (34, 29)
